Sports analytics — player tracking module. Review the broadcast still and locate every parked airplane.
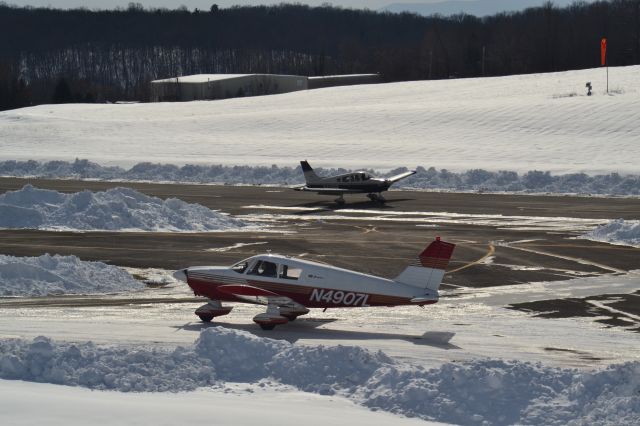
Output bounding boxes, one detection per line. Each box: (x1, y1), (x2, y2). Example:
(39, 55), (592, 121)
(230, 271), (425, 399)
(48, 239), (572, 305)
(173, 237), (455, 330)
(294, 160), (416, 204)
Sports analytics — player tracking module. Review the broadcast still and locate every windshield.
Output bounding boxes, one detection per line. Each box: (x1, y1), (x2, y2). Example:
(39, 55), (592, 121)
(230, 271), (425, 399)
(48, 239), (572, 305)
(231, 260), (249, 273)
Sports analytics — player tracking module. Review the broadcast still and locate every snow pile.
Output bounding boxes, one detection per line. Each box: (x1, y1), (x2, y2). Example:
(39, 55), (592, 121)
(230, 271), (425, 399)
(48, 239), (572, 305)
(0, 254), (142, 296)
(1, 328), (638, 425)
(580, 219), (640, 248)
(2, 159), (639, 196)
(0, 184), (249, 232)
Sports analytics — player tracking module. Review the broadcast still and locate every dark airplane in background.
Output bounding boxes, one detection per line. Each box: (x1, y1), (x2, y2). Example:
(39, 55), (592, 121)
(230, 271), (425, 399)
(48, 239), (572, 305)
(294, 160), (416, 204)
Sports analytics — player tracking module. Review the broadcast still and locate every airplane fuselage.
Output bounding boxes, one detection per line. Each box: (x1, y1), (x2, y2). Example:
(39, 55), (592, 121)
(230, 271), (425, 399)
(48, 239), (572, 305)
(296, 161), (416, 202)
(183, 254), (435, 309)
(305, 177), (391, 194)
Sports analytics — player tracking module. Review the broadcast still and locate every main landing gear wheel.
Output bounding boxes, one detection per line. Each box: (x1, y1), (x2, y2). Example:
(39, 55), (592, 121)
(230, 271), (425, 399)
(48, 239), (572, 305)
(279, 306), (309, 323)
(253, 303), (289, 330)
(198, 314), (214, 323)
(367, 193), (386, 204)
(259, 324), (277, 330)
(334, 195), (346, 206)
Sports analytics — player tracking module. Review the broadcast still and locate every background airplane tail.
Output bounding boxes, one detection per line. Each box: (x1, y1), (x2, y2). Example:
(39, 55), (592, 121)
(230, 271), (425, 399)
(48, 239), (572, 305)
(394, 237), (456, 291)
(300, 160), (321, 183)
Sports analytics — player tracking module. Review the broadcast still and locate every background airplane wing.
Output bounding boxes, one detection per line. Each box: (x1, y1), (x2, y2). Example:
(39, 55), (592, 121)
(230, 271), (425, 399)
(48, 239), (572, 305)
(386, 170), (416, 183)
(294, 187), (364, 194)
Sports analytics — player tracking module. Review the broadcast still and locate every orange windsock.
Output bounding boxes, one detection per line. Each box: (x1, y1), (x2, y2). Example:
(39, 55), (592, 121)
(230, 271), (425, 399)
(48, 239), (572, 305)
(601, 38), (607, 66)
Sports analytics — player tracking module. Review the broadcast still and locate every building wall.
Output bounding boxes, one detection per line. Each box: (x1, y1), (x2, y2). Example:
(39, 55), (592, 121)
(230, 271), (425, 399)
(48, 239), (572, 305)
(308, 74), (381, 90)
(150, 75), (308, 102)
(150, 73), (379, 102)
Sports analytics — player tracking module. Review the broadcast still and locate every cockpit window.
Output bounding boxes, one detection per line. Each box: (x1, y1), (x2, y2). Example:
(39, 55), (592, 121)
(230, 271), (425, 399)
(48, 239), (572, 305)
(279, 265), (302, 280)
(361, 173), (370, 181)
(248, 260), (278, 277)
(231, 260), (249, 273)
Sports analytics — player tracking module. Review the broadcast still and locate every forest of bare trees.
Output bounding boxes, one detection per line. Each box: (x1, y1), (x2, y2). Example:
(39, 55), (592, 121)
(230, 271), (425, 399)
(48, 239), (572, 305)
(0, 1), (639, 110)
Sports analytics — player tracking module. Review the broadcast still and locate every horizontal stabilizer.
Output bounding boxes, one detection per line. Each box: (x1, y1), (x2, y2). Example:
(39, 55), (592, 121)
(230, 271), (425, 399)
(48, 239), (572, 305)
(410, 296), (438, 304)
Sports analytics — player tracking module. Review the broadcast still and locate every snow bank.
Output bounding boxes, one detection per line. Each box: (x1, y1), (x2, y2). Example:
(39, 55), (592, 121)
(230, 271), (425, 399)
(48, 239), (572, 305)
(580, 219), (640, 248)
(0, 184), (249, 232)
(0, 380), (432, 426)
(1, 328), (638, 425)
(0, 254), (142, 296)
(1, 159), (639, 196)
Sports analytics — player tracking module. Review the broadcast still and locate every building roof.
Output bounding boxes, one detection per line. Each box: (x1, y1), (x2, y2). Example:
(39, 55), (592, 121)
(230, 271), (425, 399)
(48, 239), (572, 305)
(308, 74), (379, 79)
(151, 74), (251, 84)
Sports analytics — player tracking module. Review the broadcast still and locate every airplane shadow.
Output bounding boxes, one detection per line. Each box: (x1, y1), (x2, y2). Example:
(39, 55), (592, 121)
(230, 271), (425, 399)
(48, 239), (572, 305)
(171, 318), (459, 350)
(291, 198), (415, 213)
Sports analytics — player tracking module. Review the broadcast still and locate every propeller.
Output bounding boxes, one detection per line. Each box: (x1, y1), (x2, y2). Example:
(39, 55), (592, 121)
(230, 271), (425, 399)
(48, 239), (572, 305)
(173, 268), (188, 282)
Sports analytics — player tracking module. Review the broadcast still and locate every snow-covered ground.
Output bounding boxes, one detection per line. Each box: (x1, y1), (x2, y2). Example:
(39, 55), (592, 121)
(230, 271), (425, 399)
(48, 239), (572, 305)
(0, 184), (252, 232)
(0, 254), (142, 296)
(1, 66), (639, 176)
(1, 329), (638, 425)
(580, 219), (640, 248)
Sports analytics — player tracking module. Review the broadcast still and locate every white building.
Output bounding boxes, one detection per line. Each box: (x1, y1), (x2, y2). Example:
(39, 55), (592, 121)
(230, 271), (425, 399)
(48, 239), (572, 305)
(150, 73), (380, 102)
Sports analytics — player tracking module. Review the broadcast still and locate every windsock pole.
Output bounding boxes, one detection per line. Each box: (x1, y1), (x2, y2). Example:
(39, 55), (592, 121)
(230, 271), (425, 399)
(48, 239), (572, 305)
(601, 38), (608, 94)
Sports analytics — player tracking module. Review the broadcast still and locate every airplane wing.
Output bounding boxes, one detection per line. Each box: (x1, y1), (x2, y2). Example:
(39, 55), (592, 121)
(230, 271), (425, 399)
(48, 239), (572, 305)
(386, 170), (416, 183)
(217, 284), (294, 305)
(293, 186), (364, 195)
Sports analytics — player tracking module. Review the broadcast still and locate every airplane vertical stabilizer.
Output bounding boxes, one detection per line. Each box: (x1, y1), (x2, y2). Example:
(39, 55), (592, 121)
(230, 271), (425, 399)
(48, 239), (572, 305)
(394, 238), (455, 291)
(300, 160), (321, 184)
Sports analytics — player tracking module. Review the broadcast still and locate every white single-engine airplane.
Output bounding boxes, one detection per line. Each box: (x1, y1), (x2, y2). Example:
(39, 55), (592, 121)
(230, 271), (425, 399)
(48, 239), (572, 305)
(294, 160), (416, 204)
(173, 237), (455, 330)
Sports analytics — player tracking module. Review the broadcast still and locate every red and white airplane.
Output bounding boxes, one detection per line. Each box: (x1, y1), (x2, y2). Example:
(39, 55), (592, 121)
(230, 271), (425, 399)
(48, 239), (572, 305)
(173, 237), (455, 330)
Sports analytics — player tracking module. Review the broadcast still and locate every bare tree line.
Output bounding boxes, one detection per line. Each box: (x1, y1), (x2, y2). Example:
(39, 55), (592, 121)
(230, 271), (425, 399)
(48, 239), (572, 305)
(0, 1), (639, 109)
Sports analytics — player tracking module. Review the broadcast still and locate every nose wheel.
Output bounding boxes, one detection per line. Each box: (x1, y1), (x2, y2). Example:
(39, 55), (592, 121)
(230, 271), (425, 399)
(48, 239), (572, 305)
(195, 300), (232, 322)
(367, 193), (386, 203)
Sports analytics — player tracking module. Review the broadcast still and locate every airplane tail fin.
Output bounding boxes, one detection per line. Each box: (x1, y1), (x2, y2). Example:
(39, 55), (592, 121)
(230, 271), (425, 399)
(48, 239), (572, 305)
(394, 237), (455, 291)
(300, 160), (321, 183)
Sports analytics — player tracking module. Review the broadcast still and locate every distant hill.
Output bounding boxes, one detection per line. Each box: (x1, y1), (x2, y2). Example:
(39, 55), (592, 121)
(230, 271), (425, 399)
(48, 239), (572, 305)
(383, 0), (586, 17)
